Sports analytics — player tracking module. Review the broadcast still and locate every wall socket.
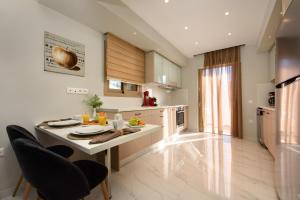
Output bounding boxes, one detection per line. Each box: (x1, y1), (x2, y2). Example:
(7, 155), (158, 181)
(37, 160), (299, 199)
(67, 87), (89, 95)
(0, 147), (5, 157)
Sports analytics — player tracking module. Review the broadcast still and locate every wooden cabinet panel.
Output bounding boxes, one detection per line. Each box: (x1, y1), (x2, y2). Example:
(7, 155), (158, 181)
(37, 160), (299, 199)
(109, 107), (188, 170)
(168, 107), (177, 135)
(122, 111), (145, 120)
(268, 111), (276, 157)
(119, 134), (152, 160)
(151, 129), (163, 144)
(184, 106), (188, 129)
(118, 109), (164, 161)
(105, 33), (145, 84)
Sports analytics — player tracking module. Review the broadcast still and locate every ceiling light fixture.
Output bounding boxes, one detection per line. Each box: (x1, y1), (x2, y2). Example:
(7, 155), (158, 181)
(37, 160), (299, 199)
(227, 32), (232, 36)
(195, 41), (199, 45)
(133, 32), (137, 35)
(164, 0), (169, 3)
(184, 26), (189, 30)
(225, 11), (230, 16)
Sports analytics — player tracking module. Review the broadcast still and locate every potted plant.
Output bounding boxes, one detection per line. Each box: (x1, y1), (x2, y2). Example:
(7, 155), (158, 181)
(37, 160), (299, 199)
(84, 94), (103, 119)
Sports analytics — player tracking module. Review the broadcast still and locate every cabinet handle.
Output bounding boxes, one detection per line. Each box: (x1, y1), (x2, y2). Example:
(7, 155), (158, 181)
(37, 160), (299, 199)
(135, 113), (142, 116)
(160, 116), (164, 118)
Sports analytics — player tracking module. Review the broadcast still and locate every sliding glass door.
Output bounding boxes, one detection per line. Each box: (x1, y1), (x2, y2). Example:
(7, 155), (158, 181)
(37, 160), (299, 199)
(201, 66), (232, 135)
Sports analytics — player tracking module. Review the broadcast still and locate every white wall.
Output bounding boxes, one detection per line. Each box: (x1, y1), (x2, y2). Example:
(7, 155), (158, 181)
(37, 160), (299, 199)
(241, 46), (270, 140)
(182, 45), (270, 140)
(0, 0), (171, 196)
(181, 56), (204, 131)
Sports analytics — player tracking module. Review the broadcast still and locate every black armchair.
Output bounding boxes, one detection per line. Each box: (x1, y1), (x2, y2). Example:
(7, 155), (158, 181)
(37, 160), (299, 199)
(12, 138), (109, 200)
(6, 125), (74, 198)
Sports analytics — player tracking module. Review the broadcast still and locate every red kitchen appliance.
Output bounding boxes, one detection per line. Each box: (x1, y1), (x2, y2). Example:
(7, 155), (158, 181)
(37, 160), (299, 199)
(142, 91), (157, 106)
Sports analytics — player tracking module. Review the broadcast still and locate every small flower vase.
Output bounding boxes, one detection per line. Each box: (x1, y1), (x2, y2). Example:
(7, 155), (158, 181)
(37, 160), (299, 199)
(92, 107), (97, 120)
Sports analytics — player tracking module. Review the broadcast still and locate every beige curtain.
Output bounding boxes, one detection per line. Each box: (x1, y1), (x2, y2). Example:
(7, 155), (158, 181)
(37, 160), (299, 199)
(199, 46), (243, 138)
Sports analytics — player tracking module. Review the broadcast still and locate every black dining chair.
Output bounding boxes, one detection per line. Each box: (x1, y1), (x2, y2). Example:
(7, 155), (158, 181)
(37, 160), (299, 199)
(12, 138), (109, 200)
(6, 125), (74, 198)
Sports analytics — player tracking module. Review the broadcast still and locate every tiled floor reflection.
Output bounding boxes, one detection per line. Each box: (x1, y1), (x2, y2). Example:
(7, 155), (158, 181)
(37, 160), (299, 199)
(109, 133), (276, 200)
(4, 133), (277, 200)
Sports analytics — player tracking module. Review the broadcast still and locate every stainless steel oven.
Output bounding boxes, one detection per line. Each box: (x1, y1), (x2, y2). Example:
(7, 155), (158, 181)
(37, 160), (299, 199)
(176, 107), (184, 128)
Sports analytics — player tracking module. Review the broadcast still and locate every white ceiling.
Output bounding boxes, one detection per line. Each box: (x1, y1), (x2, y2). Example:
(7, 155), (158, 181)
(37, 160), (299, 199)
(39, 0), (188, 66)
(121, 0), (275, 57)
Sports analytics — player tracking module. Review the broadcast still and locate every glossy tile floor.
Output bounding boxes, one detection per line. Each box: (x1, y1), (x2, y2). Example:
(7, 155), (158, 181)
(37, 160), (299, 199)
(4, 133), (277, 200)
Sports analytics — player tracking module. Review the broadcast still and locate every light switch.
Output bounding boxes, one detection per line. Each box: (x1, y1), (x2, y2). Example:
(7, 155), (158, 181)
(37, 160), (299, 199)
(0, 147), (4, 157)
(67, 87), (89, 95)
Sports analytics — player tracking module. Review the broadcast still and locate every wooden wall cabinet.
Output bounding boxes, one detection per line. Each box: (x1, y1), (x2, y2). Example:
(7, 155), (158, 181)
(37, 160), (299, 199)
(262, 109), (276, 158)
(146, 51), (182, 88)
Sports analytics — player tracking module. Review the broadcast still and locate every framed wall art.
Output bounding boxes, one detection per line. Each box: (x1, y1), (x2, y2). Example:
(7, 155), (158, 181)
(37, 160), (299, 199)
(44, 31), (85, 76)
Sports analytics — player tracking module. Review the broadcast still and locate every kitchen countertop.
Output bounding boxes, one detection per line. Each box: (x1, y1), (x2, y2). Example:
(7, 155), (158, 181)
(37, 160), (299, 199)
(258, 106), (275, 111)
(99, 105), (188, 113)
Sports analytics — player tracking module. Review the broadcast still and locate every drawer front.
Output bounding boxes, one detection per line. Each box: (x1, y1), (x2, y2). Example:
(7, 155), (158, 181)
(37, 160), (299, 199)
(122, 111), (145, 120)
(149, 109), (165, 116)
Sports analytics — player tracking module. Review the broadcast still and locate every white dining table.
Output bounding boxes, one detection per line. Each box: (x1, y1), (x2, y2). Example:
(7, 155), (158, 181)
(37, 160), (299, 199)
(35, 123), (161, 197)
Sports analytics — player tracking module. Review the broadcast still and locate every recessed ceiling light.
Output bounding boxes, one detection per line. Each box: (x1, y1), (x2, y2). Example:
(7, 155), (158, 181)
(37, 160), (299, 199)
(195, 41), (199, 45)
(164, 0), (169, 3)
(133, 32), (137, 35)
(184, 26), (189, 30)
(225, 11), (230, 16)
(227, 32), (232, 36)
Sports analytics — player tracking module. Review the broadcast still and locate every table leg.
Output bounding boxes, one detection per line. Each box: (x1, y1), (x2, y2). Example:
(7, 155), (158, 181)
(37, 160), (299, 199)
(105, 148), (112, 198)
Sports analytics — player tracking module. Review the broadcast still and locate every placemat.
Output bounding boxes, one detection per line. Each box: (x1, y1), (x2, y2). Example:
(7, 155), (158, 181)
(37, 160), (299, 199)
(66, 128), (141, 143)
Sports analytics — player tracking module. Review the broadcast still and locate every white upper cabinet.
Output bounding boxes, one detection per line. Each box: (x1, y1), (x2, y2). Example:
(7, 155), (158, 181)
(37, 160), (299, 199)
(146, 51), (182, 88)
(176, 66), (182, 88)
(167, 61), (178, 86)
(269, 45), (276, 82)
(153, 53), (164, 84)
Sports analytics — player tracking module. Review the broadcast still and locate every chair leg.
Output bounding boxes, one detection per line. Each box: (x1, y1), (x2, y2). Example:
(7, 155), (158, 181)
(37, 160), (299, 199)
(100, 182), (110, 200)
(12, 175), (23, 197)
(23, 182), (32, 200)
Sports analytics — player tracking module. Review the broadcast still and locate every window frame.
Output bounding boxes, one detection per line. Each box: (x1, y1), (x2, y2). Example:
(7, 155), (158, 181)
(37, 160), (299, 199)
(104, 80), (142, 98)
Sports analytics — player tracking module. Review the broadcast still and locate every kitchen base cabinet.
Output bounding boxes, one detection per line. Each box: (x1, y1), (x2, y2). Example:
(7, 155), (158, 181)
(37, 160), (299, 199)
(107, 106), (188, 170)
(262, 109), (276, 158)
(168, 107), (177, 136)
